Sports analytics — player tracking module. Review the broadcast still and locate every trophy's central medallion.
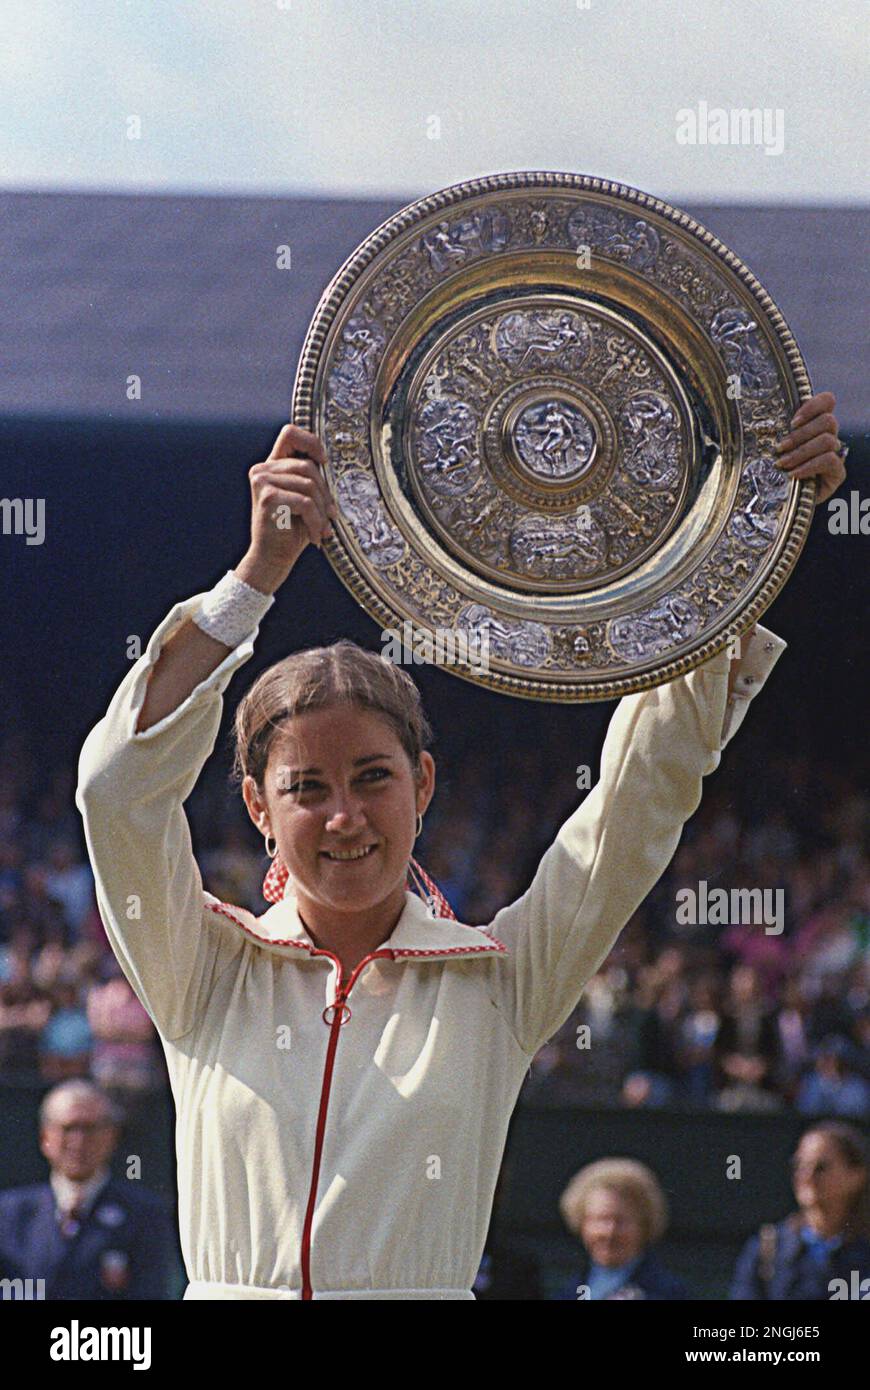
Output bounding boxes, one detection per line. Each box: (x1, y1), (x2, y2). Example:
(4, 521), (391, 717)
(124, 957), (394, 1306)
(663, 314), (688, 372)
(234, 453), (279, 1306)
(294, 171), (814, 701)
(511, 396), (597, 481)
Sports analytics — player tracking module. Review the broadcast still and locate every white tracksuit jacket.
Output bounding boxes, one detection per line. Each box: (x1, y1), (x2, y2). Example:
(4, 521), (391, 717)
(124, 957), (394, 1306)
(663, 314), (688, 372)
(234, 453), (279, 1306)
(75, 587), (785, 1299)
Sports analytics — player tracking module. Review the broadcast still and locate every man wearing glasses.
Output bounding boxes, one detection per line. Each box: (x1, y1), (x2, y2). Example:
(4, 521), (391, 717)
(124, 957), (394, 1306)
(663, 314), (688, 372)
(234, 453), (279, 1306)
(0, 1079), (175, 1299)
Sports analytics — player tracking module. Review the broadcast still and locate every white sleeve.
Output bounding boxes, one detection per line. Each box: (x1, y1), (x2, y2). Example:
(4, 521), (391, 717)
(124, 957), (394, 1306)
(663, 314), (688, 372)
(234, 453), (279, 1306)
(483, 625), (787, 1057)
(75, 590), (261, 1040)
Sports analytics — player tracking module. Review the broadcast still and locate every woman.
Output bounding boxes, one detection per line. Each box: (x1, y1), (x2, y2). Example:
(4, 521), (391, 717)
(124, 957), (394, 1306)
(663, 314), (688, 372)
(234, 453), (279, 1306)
(554, 1158), (688, 1299)
(75, 396), (846, 1300)
(730, 1121), (870, 1300)
(714, 962), (782, 1112)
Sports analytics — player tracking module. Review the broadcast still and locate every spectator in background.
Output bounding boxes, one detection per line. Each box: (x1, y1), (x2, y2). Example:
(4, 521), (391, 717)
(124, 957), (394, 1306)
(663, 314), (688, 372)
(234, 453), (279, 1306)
(796, 1035), (870, 1119)
(0, 1079), (175, 1300)
(714, 964), (781, 1112)
(23, 769), (81, 861)
(0, 840), (25, 919)
(523, 967), (635, 1106)
(675, 973), (722, 1106)
(0, 945), (52, 1078)
(462, 856), (519, 927)
(620, 953), (686, 1107)
(43, 839), (94, 941)
(38, 973), (93, 1083)
(553, 1158), (689, 1300)
(721, 908), (789, 991)
(796, 898), (865, 987)
(30, 940), (69, 992)
(18, 864), (71, 951)
(417, 807), (484, 917)
(773, 974), (813, 1101)
(199, 819), (263, 913)
(731, 1122), (870, 1300)
(87, 969), (161, 1123)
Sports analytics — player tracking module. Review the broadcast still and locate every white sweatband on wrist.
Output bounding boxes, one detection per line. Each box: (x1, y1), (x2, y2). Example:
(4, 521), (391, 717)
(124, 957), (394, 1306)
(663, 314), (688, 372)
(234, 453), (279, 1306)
(192, 570), (275, 649)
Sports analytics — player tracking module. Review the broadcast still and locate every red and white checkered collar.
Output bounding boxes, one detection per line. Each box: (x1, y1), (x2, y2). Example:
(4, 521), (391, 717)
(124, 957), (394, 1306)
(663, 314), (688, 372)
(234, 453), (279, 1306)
(262, 853), (456, 920)
(203, 855), (507, 959)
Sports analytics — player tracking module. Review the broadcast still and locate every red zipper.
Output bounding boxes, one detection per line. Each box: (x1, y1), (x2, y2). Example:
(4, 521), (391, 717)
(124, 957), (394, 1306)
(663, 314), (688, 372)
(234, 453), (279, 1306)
(299, 947), (394, 1301)
(204, 897), (505, 1295)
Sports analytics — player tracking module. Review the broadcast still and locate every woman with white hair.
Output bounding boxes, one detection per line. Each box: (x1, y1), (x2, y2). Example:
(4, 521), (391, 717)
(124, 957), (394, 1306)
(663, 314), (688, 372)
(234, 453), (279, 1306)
(554, 1158), (688, 1300)
(76, 395), (845, 1300)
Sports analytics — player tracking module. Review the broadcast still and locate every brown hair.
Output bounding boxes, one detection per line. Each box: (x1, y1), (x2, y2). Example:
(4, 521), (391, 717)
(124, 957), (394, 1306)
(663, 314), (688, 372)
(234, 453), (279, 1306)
(230, 639), (434, 792)
(796, 1121), (870, 1239)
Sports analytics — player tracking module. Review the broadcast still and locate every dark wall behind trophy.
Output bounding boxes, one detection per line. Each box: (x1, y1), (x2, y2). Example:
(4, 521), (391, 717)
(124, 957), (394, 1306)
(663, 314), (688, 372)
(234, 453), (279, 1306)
(1, 412), (866, 781)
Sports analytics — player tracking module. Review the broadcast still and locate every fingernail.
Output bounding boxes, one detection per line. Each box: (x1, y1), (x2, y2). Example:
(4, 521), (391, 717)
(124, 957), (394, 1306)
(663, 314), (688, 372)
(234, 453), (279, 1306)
(774, 437), (789, 452)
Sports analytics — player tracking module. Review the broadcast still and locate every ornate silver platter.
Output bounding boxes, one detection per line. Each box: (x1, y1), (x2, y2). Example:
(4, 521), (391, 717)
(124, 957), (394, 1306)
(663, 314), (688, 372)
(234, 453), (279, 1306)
(293, 171), (815, 701)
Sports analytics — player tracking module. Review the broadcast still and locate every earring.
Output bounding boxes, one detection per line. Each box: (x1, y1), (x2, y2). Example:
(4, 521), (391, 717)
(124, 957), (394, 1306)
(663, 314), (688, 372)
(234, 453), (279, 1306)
(414, 812), (423, 840)
(264, 833), (278, 859)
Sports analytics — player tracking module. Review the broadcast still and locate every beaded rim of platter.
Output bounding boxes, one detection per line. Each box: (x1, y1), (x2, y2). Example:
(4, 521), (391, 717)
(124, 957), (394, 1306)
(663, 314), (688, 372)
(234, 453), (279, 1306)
(293, 170), (815, 703)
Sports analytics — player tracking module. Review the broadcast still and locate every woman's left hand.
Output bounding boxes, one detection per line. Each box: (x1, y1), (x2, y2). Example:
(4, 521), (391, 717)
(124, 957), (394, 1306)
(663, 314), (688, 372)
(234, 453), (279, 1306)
(774, 391), (848, 504)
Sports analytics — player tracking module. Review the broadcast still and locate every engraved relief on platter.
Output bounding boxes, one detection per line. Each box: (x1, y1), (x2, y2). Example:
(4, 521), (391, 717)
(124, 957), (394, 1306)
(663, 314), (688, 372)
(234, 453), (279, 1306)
(330, 199), (784, 416)
(407, 304), (688, 589)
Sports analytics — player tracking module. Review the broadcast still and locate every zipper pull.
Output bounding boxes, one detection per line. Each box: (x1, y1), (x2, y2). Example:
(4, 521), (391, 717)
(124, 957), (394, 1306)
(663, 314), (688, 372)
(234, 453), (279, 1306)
(322, 999), (352, 1026)
(322, 981), (352, 1027)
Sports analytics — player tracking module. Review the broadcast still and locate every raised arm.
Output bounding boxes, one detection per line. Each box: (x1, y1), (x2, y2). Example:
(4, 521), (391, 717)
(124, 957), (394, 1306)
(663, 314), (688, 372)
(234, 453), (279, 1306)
(482, 626), (787, 1057)
(136, 426), (335, 732)
(76, 425), (335, 1040)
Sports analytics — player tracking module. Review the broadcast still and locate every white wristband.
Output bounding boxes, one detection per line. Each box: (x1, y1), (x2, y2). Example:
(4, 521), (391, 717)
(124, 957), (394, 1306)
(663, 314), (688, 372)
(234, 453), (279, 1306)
(193, 570), (275, 649)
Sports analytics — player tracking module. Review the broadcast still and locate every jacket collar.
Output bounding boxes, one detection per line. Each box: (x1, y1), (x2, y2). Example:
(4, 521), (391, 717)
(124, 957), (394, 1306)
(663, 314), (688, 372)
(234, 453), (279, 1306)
(204, 887), (507, 961)
(50, 1166), (111, 1219)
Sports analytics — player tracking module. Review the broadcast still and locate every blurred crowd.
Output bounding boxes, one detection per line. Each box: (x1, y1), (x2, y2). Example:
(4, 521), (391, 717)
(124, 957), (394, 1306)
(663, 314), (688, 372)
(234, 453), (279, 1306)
(0, 726), (867, 1123)
(0, 753), (162, 1115)
(425, 738), (869, 1118)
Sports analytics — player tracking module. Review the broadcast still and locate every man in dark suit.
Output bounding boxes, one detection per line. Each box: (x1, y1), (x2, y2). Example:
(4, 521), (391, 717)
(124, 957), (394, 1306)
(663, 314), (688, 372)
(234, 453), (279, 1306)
(0, 1079), (175, 1300)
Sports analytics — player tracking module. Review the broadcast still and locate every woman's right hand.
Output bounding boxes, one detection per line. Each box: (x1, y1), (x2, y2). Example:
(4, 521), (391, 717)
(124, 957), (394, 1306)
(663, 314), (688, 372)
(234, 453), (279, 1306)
(239, 423), (337, 593)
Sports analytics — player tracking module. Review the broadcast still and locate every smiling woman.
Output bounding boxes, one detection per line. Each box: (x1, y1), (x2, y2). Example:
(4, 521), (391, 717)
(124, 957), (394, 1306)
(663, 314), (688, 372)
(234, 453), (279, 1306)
(232, 643), (437, 972)
(73, 418), (836, 1301)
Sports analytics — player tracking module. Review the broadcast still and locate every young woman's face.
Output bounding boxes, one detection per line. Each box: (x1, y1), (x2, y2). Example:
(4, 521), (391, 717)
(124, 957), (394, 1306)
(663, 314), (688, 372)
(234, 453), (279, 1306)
(245, 704), (435, 919)
(792, 1133), (866, 1217)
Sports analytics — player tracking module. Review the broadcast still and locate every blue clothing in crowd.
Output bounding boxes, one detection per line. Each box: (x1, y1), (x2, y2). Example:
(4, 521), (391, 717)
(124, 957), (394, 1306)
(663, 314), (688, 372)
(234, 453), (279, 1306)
(731, 1214), (870, 1300)
(0, 1176), (175, 1300)
(552, 1249), (689, 1300)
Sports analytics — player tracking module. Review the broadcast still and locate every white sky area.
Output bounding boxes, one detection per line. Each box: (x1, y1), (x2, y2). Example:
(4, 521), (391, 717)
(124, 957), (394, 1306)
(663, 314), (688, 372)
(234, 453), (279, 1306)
(1, 0), (867, 204)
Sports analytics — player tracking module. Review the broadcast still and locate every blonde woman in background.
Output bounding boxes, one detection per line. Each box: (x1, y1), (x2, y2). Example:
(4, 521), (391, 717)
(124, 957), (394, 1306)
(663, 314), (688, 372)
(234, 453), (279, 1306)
(555, 1158), (688, 1299)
